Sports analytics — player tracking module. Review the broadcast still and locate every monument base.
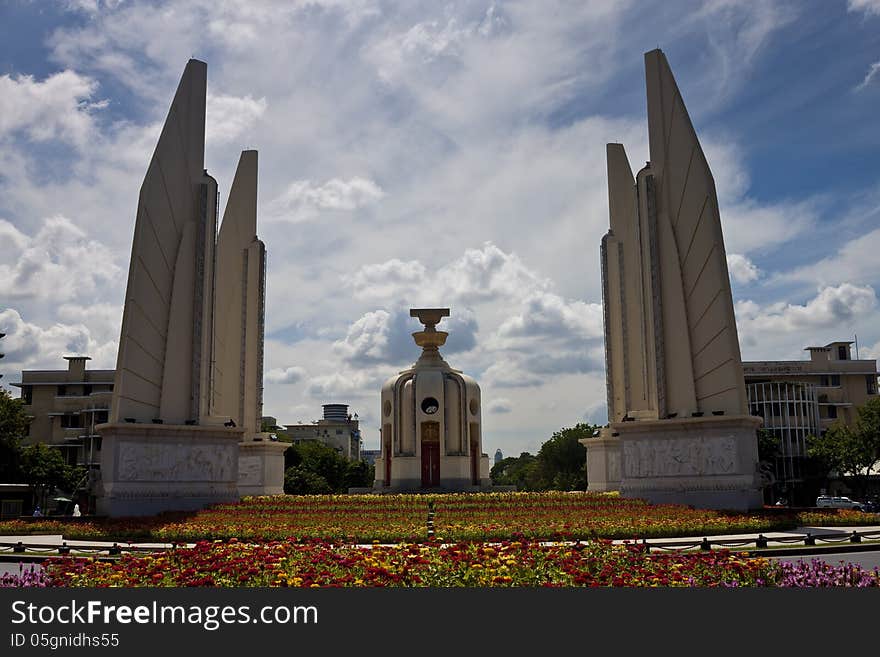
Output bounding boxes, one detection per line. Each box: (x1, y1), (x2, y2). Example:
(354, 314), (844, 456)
(96, 423), (244, 516)
(580, 430), (621, 492)
(373, 453), (493, 492)
(584, 415), (762, 511)
(238, 436), (289, 496)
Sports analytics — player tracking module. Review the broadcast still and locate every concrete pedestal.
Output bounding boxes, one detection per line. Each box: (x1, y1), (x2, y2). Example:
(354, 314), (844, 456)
(96, 423), (243, 516)
(238, 437), (288, 497)
(584, 415), (763, 511)
(580, 430), (622, 492)
(373, 453), (492, 492)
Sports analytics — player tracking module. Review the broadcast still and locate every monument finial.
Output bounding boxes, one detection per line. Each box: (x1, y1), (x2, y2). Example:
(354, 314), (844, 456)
(410, 308), (450, 358)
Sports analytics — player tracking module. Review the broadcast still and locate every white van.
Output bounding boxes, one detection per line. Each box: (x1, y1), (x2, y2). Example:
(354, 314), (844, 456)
(816, 495), (864, 511)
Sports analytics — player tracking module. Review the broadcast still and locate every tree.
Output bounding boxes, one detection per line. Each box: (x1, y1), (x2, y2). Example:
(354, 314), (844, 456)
(343, 459), (374, 490)
(808, 398), (880, 499)
(19, 443), (72, 510)
(284, 466), (333, 495)
(490, 423), (594, 492)
(0, 388), (29, 482)
(282, 440), (371, 494)
(533, 423), (592, 491)
(490, 453), (540, 490)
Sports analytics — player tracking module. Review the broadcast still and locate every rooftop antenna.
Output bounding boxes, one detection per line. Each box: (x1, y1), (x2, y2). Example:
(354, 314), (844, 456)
(855, 334), (860, 360)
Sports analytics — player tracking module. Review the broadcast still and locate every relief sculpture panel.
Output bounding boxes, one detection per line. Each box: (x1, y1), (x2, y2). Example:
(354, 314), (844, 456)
(623, 435), (737, 478)
(118, 441), (236, 482)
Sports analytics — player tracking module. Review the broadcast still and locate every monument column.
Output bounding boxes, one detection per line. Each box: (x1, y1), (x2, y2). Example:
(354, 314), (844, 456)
(583, 49), (761, 511)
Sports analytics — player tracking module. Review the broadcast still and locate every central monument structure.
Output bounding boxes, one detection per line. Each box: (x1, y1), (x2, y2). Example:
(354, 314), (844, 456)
(97, 60), (284, 516)
(583, 49), (762, 510)
(374, 309), (491, 491)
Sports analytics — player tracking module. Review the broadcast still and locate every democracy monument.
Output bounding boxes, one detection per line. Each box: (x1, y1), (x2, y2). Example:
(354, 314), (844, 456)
(582, 49), (762, 511)
(373, 309), (491, 491)
(90, 48), (762, 514)
(96, 60), (284, 516)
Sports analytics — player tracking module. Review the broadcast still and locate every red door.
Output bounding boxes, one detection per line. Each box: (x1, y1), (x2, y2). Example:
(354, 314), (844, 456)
(384, 440), (391, 486)
(471, 439), (479, 485)
(421, 422), (440, 487)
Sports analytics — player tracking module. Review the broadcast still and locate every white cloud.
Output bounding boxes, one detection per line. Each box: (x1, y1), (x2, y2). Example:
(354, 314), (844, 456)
(736, 284), (877, 334)
(306, 369), (386, 400)
(727, 253), (760, 284)
(265, 366), (307, 384)
(496, 292), (602, 343)
(488, 398), (512, 414)
(0, 308), (118, 383)
(333, 306), (477, 366)
(0, 70), (104, 147)
(344, 259), (427, 301)
(783, 226), (880, 287)
(855, 60), (880, 91)
(206, 93), (267, 145)
(265, 177), (385, 223)
(345, 242), (549, 305)
(0, 216), (122, 303)
(63, 0), (125, 13)
(848, 0), (880, 17)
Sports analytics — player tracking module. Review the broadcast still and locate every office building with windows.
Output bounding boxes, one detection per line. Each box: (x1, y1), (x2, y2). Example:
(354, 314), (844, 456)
(282, 404), (362, 461)
(11, 356), (114, 469)
(743, 341), (878, 500)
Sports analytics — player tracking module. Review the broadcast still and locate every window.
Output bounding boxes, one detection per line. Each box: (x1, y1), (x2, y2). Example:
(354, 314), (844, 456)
(827, 405), (838, 419)
(60, 414), (81, 429)
(830, 375), (841, 387)
(21, 385), (33, 405)
(867, 376), (877, 396)
(819, 376), (829, 387)
(838, 345), (848, 360)
(83, 384), (92, 396)
(57, 385), (67, 396)
(336, 429), (343, 435)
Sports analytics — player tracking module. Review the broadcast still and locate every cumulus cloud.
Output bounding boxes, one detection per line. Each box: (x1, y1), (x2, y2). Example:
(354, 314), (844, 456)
(736, 284), (877, 334)
(206, 92), (267, 145)
(0, 216), (122, 303)
(333, 306), (478, 366)
(344, 242), (549, 304)
(727, 254), (760, 284)
(63, 0), (125, 13)
(0, 308), (118, 381)
(0, 70), (105, 147)
(783, 227), (880, 287)
(496, 292), (602, 343)
(265, 177), (385, 223)
(481, 361), (544, 388)
(265, 366), (307, 384)
(306, 369), (387, 400)
(488, 398), (512, 414)
(344, 259), (427, 301)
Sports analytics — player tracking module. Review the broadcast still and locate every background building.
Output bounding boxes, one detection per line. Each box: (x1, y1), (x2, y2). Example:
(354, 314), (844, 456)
(11, 356), (113, 470)
(743, 342), (878, 434)
(282, 404), (362, 460)
(743, 341), (879, 504)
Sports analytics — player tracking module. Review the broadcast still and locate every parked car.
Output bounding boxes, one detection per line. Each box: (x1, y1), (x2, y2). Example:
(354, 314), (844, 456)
(816, 495), (865, 511)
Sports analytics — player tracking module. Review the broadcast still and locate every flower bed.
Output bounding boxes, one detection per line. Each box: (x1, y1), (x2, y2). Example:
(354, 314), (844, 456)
(38, 539), (880, 588)
(0, 493), (875, 544)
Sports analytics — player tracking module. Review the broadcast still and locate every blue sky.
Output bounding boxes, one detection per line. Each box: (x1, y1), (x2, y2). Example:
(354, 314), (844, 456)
(1, 0), (879, 458)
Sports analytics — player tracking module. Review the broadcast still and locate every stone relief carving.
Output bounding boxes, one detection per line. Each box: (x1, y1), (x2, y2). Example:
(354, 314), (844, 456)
(623, 436), (737, 478)
(118, 441), (237, 482)
(238, 456), (263, 484)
